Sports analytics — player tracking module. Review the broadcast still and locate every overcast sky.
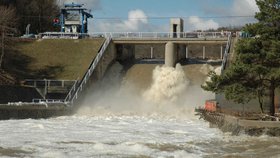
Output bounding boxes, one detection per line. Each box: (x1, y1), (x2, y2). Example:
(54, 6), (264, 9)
(60, 0), (259, 32)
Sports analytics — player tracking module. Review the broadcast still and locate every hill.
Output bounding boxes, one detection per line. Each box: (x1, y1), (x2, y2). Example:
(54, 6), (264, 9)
(3, 38), (104, 82)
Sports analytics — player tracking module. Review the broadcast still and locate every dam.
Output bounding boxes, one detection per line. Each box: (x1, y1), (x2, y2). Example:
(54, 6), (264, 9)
(1, 29), (231, 118)
(1, 32), (280, 157)
(2, 0), (280, 156)
(0, 31), (232, 119)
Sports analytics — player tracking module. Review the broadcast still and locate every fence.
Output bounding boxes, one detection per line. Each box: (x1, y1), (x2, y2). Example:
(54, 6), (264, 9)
(99, 32), (230, 39)
(221, 33), (232, 73)
(39, 31), (231, 39)
(64, 35), (112, 104)
(24, 79), (76, 88)
(32, 99), (65, 103)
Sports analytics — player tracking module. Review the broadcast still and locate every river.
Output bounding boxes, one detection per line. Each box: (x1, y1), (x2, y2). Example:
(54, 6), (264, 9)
(0, 115), (280, 157)
(0, 63), (280, 157)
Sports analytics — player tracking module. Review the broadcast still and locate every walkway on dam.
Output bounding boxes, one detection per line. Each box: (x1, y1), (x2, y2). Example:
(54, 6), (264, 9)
(41, 31), (229, 44)
(97, 32), (229, 44)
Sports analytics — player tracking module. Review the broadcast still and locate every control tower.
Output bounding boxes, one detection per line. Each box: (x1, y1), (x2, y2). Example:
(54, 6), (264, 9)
(60, 2), (93, 34)
(170, 18), (184, 38)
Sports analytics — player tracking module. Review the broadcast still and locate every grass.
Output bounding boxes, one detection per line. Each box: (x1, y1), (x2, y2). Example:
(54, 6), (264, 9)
(5, 38), (104, 80)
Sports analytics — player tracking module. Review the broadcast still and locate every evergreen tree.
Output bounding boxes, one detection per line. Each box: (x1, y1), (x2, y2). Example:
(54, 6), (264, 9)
(202, 0), (280, 116)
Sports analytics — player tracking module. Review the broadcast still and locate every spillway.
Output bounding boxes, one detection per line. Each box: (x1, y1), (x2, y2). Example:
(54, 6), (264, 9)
(2, 29), (279, 157)
(0, 62), (280, 157)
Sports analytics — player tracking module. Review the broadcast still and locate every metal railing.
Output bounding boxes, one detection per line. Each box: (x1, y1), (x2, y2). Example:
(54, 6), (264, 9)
(98, 32), (230, 39)
(24, 79), (76, 88)
(221, 33), (232, 73)
(32, 99), (65, 103)
(64, 35), (112, 104)
(64, 80), (79, 102)
(39, 32), (82, 39)
(39, 31), (231, 39)
(25, 79), (76, 105)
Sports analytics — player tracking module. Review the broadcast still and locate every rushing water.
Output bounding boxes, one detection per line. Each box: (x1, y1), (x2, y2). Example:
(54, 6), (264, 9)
(1, 63), (280, 157)
(1, 115), (280, 158)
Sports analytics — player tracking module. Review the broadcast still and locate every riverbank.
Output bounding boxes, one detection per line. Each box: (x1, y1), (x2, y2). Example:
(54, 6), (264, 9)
(0, 103), (73, 120)
(196, 109), (280, 136)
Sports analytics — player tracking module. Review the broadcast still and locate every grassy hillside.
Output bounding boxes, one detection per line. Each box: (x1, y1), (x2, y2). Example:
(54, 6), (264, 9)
(4, 38), (104, 81)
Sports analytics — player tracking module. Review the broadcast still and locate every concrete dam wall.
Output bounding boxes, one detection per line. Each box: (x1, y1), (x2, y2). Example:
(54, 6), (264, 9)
(115, 43), (226, 61)
(72, 38), (228, 106)
(0, 37), (228, 119)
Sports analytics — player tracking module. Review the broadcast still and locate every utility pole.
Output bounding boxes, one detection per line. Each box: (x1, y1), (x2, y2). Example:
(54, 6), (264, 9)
(0, 27), (4, 69)
(39, 14), (41, 33)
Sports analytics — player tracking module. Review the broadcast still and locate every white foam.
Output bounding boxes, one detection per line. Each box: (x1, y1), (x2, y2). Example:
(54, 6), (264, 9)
(143, 64), (189, 105)
(214, 66), (222, 75)
(199, 64), (214, 75)
(0, 115), (279, 157)
(203, 66), (222, 87)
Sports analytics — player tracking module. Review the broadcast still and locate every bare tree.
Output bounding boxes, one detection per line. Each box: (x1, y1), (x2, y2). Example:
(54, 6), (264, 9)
(14, 0), (59, 34)
(0, 6), (17, 69)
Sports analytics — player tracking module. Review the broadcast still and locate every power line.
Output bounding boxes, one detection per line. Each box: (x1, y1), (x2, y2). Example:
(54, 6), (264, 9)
(94, 15), (255, 20)
(18, 15), (255, 20)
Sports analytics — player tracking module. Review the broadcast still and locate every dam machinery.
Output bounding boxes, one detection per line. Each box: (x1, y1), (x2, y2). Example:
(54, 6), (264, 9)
(42, 2), (93, 39)
(59, 2), (93, 34)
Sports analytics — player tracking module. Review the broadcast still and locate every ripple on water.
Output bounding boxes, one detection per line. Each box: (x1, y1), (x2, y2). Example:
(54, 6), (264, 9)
(0, 147), (32, 157)
(0, 115), (280, 157)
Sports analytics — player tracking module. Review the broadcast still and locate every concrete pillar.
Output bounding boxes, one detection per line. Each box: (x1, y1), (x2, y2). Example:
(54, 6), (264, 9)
(111, 43), (117, 59)
(151, 47), (154, 59)
(165, 42), (175, 67)
(185, 46), (188, 58)
(44, 79), (47, 99)
(178, 45), (185, 60)
(220, 45), (223, 59)
(203, 46), (206, 59)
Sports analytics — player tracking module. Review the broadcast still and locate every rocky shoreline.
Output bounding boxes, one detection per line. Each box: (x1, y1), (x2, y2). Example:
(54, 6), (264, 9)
(196, 109), (280, 136)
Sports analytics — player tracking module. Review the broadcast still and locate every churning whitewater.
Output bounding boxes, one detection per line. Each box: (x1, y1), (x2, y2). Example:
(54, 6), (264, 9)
(143, 64), (189, 105)
(0, 63), (280, 158)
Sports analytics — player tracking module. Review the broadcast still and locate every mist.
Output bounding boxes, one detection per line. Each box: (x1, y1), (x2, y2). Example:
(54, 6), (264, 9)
(77, 62), (216, 119)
